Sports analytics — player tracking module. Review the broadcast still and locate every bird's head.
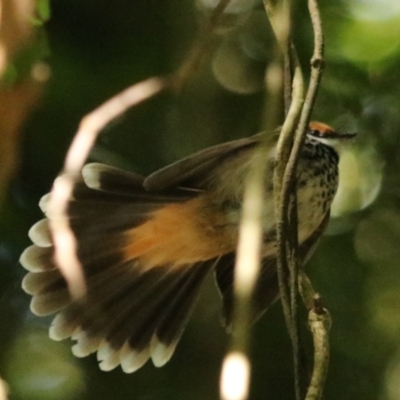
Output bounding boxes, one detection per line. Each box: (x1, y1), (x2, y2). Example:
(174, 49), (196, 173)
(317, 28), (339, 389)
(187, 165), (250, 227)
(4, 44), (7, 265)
(307, 121), (357, 148)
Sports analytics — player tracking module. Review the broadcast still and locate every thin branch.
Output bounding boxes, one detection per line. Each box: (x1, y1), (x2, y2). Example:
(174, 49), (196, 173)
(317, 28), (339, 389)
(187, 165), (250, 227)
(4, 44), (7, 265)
(47, 77), (166, 299)
(279, 0), (325, 378)
(299, 271), (331, 400)
(298, 270), (316, 310)
(274, 71), (305, 400)
(288, 189), (301, 397)
(297, 0), (325, 136)
(283, 41), (293, 114)
(264, 0), (303, 341)
(306, 302), (330, 400)
(285, 0), (324, 168)
(281, 0), (325, 395)
(264, 5), (305, 400)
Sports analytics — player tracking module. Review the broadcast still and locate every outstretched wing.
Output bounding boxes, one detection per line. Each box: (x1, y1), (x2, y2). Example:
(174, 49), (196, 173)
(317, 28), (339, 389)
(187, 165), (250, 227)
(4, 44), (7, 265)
(144, 136), (260, 191)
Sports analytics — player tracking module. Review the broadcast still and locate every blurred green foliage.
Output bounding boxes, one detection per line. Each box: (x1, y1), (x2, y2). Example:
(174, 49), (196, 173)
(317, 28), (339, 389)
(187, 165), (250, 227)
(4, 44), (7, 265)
(1, 0), (400, 399)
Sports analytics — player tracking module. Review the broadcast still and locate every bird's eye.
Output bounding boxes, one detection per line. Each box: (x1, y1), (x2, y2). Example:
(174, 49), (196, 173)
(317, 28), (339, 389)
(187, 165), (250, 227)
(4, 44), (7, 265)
(309, 129), (321, 137)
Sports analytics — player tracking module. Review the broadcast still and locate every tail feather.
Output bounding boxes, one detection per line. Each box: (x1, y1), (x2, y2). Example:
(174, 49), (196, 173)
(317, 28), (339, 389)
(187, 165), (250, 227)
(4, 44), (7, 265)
(50, 311), (81, 341)
(31, 288), (71, 316)
(156, 262), (214, 345)
(122, 272), (192, 350)
(82, 163), (145, 193)
(67, 199), (155, 234)
(20, 245), (56, 272)
(119, 343), (150, 373)
(22, 269), (62, 295)
(124, 266), (207, 350)
(21, 163), (215, 372)
(71, 330), (102, 357)
(28, 219), (52, 247)
(83, 266), (181, 342)
(82, 163), (197, 201)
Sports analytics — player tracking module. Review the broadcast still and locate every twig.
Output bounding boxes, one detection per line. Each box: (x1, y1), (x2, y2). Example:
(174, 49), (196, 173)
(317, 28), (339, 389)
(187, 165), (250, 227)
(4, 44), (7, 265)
(288, 189), (301, 397)
(299, 271), (331, 400)
(306, 303), (330, 400)
(274, 68), (304, 400)
(285, 0), (325, 169)
(264, 0), (302, 342)
(298, 270), (316, 310)
(47, 77), (166, 299)
(283, 41), (293, 114)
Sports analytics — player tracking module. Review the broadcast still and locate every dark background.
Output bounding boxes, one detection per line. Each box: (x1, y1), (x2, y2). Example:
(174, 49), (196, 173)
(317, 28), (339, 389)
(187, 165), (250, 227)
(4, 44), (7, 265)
(1, 0), (400, 399)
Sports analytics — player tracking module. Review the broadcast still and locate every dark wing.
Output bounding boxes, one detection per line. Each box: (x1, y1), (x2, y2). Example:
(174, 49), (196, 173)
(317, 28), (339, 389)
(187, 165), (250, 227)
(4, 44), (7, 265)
(144, 136), (261, 191)
(215, 213), (331, 329)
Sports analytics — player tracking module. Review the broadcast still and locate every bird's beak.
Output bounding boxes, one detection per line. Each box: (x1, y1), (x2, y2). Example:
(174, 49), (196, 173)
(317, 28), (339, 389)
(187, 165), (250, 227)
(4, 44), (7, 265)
(323, 131), (357, 140)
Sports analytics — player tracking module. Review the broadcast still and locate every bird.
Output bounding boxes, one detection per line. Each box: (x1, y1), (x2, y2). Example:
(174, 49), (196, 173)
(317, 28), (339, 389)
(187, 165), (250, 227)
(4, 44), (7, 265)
(20, 121), (355, 373)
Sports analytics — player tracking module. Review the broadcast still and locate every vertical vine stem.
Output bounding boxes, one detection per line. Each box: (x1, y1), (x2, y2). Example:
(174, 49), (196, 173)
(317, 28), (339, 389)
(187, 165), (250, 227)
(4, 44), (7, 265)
(264, 1), (304, 399)
(264, 0), (303, 343)
(281, 0), (325, 394)
(264, 0), (326, 399)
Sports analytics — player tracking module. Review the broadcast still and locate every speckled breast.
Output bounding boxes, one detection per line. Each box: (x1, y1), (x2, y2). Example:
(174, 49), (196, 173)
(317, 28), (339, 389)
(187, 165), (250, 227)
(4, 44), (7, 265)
(296, 139), (339, 243)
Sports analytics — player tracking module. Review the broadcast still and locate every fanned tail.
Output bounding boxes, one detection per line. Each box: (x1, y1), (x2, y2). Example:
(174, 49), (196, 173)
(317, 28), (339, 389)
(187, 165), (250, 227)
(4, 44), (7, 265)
(20, 163), (215, 373)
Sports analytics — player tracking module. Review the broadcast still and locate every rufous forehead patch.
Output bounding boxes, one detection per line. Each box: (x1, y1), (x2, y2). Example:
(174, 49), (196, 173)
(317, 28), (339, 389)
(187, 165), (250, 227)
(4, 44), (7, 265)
(309, 121), (335, 135)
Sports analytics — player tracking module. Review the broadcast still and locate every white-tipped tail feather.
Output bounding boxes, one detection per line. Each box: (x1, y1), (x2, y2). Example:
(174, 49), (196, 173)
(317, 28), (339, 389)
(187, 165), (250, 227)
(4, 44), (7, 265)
(30, 289), (70, 316)
(22, 270), (60, 295)
(38, 193), (51, 214)
(96, 340), (121, 371)
(120, 343), (150, 374)
(150, 335), (178, 368)
(50, 313), (79, 341)
(28, 219), (52, 247)
(71, 331), (102, 358)
(82, 164), (104, 190)
(20, 245), (55, 272)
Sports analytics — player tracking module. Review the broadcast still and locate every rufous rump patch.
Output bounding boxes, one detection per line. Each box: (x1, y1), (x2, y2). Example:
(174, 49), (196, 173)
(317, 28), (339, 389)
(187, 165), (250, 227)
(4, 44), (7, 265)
(123, 197), (236, 268)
